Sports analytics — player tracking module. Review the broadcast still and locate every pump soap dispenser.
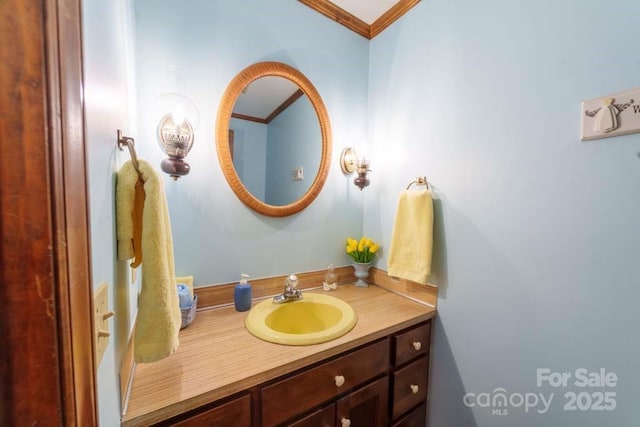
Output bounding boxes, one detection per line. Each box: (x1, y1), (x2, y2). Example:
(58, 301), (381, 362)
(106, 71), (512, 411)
(234, 274), (252, 312)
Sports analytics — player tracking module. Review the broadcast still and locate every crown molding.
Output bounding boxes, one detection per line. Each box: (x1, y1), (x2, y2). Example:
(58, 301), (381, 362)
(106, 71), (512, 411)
(299, 0), (421, 39)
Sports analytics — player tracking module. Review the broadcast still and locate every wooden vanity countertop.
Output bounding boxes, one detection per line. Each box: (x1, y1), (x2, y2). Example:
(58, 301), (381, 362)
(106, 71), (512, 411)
(122, 283), (436, 426)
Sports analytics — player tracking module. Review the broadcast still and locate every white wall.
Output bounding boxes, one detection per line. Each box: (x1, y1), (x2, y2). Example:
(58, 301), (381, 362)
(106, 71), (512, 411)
(367, 1), (640, 426)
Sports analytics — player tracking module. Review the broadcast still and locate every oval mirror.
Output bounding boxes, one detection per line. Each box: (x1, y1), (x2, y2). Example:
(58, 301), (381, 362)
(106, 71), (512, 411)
(216, 62), (331, 217)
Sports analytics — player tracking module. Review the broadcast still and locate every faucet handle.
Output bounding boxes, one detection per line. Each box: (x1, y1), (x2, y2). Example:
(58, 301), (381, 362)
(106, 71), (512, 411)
(285, 274), (299, 289)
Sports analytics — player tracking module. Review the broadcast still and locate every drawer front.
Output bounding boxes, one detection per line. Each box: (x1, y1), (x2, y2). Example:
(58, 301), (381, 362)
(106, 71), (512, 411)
(392, 357), (429, 419)
(393, 322), (431, 366)
(288, 404), (335, 427)
(165, 394), (251, 427)
(261, 339), (390, 427)
(392, 402), (426, 427)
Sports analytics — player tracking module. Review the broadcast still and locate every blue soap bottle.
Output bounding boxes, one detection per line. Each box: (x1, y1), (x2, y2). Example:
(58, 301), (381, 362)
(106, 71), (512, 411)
(234, 274), (252, 312)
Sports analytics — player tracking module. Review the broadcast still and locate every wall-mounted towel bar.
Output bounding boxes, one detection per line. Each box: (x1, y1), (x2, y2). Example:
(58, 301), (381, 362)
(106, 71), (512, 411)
(406, 176), (429, 190)
(117, 130), (141, 177)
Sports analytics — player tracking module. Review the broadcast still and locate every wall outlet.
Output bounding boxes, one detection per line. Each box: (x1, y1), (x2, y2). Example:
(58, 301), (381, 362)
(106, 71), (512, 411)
(293, 167), (303, 181)
(94, 282), (114, 367)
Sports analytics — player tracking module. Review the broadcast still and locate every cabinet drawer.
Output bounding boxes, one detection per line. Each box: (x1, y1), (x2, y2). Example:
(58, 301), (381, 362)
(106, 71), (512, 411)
(392, 357), (429, 419)
(288, 404), (335, 427)
(393, 322), (431, 366)
(392, 402), (426, 427)
(163, 394), (251, 427)
(261, 339), (390, 426)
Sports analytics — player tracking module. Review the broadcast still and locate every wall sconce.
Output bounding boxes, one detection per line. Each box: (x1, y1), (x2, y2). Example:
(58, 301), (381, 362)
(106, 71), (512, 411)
(154, 93), (200, 180)
(340, 147), (371, 190)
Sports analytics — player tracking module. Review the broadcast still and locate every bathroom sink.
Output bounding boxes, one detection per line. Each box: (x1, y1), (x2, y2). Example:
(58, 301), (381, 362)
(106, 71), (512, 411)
(244, 293), (357, 345)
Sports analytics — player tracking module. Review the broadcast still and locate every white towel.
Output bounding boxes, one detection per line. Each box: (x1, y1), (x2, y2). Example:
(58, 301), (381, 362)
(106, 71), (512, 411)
(387, 190), (434, 285)
(117, 160), (181, 363)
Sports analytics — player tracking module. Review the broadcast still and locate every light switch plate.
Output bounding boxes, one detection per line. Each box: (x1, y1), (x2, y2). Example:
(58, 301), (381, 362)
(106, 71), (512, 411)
(94, 282), (113, 367)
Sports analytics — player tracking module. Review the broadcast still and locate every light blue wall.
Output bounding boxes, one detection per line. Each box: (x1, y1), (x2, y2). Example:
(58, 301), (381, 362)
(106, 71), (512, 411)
(86, 1), (640, 426)
(367, 1), (640, 426)
(134, 0), (369, 287)
(230, 117), (268, 201)
(86, 1), (367, 425)
(82, 0), (138, 425)
(266, 95), (321, 205)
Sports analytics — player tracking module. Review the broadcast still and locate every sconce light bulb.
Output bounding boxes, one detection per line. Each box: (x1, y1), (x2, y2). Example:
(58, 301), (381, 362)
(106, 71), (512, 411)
(354, 157), (370, 190)
(356, 159), (369, 174)
(171, 104), (186, 127)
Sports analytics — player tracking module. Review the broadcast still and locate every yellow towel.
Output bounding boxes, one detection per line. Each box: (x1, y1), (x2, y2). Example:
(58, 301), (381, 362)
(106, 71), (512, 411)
(387, 189), (434, 285)
(116, 160), (181, 363)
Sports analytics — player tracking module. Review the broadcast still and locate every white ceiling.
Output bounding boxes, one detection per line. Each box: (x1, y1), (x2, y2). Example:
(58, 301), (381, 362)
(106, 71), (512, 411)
(329, 0), (402, 24)
(233, 77), (298, 120)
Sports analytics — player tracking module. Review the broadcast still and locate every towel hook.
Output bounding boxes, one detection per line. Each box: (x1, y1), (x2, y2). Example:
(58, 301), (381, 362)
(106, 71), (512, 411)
(117, 130), (141, 176)
(406, 176), (429, 190)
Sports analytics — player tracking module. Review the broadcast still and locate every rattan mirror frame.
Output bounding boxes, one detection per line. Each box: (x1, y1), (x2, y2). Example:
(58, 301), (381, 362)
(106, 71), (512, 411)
(216, 61), (332, 217)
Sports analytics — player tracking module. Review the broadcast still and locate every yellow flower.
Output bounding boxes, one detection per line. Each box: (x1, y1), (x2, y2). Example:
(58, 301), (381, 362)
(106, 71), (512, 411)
(345, 236), (380, 263)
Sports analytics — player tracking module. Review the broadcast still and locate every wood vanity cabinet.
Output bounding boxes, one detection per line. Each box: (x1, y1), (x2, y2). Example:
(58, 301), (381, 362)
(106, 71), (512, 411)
(264, 320), (432, 427)
(288, 376), (389, 427)
(287, 404), (335, 427)
(156, 394), (251, 426)
(335, 376), (389, 426)
(261, 339), (390, 426)
(391, 321), (431, 425)
(157, 320), (432, 427)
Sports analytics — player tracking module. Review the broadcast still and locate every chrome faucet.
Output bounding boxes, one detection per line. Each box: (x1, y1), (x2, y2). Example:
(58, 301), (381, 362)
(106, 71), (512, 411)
(273, 274), (303, 304)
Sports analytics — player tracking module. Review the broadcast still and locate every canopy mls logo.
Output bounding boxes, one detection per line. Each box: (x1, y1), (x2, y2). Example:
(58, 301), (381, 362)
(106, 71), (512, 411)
(463, 368), (618, 416)
(463, 388), (553, 416)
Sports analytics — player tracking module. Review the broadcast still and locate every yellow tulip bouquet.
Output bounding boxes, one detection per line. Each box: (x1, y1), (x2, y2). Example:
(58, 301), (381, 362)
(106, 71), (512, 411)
(346, 237), (380, 264)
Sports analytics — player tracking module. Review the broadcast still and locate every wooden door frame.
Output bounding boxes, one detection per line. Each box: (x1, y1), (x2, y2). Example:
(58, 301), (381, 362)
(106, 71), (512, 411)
(1, 0), (97, 425)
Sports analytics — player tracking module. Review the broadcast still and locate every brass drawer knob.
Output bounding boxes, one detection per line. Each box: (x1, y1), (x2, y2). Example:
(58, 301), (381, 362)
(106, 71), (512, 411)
(410, 384), (419, 394)
(341, 418), (351, 427)
(334, 375), (345, 387)
(412, 341), (422, 351)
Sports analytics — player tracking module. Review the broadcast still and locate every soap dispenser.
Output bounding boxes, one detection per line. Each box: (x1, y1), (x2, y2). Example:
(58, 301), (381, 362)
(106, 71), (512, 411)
(234, 274), (252, 312)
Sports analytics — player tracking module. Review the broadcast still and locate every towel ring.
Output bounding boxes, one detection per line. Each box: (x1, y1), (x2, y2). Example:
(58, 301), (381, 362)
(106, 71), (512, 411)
(406, 176), (429, 190)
